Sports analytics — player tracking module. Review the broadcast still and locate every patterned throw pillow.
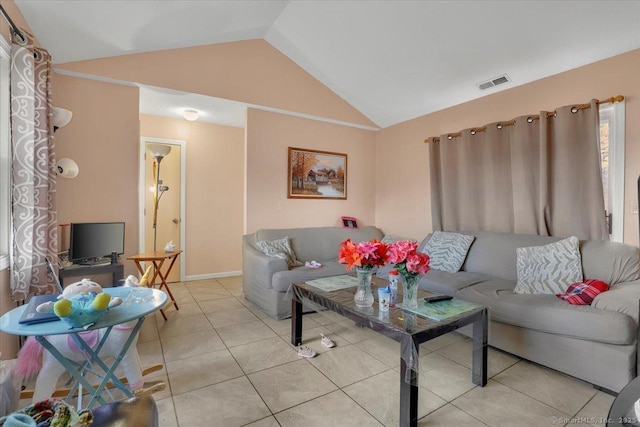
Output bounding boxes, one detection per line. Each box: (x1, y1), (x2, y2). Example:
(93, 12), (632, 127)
(556, 279), (609, 305)
(514, 236), (583, 295)
(381, 234), (415, 245)
(422, 231), (475, 273)
(256, 237), (302, 269)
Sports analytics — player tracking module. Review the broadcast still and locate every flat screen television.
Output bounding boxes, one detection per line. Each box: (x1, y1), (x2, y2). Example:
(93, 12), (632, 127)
(69, 222), (125, 265)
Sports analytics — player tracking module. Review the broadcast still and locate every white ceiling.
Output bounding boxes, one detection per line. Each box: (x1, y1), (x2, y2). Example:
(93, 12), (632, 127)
(139, 85), (247, 128)
(15, 0), (640, 129)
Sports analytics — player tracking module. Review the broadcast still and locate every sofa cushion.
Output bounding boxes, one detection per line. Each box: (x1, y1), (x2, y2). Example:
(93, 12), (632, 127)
(256, 236), (302, 268)
(455, 231), (563, 281)
(256, 226), (383, 263)
(381, 234), (414, 244)
(271, 262), (348, 292)
(580, 240), (640, 286)
(419, 269), (493, 296)
(514, 236), (583, 295)
(457, 278), (635, 345)
(423, 231), (474, 273)
(556, 279), (609, 305)
(592, 280), (640, 322)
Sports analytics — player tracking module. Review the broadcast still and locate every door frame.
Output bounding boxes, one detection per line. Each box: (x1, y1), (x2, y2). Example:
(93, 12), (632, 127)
(139, 137), (186, 282)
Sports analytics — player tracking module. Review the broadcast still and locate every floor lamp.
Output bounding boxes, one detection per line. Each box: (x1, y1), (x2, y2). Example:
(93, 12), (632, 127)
(147, 144), (171, 252)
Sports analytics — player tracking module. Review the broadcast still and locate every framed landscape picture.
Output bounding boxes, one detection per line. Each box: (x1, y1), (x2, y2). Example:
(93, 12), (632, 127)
(288, 147), (347, 199)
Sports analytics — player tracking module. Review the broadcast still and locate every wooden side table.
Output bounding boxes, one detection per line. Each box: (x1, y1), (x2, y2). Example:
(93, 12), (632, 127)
(127, 250), (182, 321)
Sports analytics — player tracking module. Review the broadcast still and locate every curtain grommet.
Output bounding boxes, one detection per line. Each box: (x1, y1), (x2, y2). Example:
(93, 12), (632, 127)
(470, 130), (476, 135)
(571, 106), (578, 114)
(447, 134), (453, 140)
(12, 33), (27, 46)
(496, 124), (503, 130)
(527, 117), (533, 123)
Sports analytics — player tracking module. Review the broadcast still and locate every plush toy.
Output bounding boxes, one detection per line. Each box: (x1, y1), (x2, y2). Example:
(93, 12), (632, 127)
(138, 265), (153, 287)
(15, 276), (165, 402)
(35, 279), (123, 329)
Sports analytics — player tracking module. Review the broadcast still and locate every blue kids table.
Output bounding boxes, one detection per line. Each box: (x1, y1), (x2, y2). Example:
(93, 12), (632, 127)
(0, 287), (167, 409)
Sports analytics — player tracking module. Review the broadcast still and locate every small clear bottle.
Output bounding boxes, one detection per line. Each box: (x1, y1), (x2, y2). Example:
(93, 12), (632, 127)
(388, 269), (399, 307)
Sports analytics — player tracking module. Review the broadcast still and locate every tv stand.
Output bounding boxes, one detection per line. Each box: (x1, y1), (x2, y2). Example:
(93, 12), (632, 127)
(59, 262), (124, 287)
(78, 257), (110, 266)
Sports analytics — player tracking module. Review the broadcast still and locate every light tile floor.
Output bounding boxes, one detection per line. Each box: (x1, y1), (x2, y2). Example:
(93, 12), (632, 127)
(28, 276), (618, 426)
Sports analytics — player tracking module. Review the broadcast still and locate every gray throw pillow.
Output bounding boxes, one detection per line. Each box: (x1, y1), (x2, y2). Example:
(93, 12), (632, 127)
(256, 236), (302, 269)
(381, 234), (415, 245)
(514, 236), (583, 294)
(422, 231), (475, 273)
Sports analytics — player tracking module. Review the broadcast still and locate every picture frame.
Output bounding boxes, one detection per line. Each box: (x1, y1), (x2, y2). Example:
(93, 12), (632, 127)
(288, 147), (347, 199)
(341, 216), (358, 228)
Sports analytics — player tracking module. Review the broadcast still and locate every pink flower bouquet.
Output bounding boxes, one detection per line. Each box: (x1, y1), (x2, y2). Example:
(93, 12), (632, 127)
(384, 240), (430, 277)
(338, 239), (388, 271)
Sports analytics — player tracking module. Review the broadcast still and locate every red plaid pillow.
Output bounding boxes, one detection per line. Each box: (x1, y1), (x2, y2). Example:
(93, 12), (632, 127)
(556, 279), (609, 305)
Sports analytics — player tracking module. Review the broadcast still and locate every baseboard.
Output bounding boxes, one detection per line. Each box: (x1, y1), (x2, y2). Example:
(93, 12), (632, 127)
(185, 271), (242, 281)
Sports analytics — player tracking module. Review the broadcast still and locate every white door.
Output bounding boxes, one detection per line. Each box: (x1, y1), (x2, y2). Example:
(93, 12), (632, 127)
(140, 138), (185, 283)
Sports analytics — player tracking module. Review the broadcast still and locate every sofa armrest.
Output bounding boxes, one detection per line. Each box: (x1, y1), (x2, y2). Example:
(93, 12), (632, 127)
(242, 240), (288, 289)
(592, 280), (640, 322)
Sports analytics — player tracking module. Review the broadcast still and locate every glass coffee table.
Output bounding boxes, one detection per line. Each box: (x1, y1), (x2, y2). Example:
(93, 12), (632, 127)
(291, 276), (487, 427)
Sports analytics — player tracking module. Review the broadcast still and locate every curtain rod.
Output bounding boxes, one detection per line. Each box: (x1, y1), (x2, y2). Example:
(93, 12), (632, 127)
(0, 4), (25, 43)
(424, 95), (624, 143)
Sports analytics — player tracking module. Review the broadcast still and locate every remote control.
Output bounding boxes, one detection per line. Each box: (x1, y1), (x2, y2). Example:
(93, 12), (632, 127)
(424, 294), (453, 303)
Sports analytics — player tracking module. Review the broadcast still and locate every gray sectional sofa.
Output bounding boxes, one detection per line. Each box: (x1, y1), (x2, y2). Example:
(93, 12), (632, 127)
(408, 230), (640, 393)
(242, 226), (383, 320)
(243, 226), (640, 392)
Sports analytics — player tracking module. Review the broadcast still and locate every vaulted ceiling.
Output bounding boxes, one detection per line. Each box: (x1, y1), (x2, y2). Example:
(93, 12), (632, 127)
(15, 1), (640, 128)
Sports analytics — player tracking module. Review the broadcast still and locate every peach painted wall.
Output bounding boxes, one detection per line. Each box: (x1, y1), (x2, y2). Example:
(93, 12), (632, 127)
(376, 48), (640, 246)
(52, 73), (141, 277)
(139, 114), (244, 276)
(45, 38), (378, 276)
(57, 39), (376, 128)
(246, 108), (376, 233)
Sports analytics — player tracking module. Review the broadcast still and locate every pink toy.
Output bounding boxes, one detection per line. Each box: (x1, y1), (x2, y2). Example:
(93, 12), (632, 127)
(15, 277), (150, 402)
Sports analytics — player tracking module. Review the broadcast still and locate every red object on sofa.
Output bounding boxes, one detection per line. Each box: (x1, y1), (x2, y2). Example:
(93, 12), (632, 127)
(556, 279), (609, 305)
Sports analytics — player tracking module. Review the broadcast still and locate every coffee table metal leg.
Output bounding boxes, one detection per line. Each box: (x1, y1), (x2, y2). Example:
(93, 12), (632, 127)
(291, 298), (302, 346)
(472, 308), (488, 386)
(399, 337), (419, 427)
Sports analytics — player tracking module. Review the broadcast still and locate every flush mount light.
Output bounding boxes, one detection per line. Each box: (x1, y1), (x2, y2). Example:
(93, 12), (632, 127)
(182, 109), (199, 121)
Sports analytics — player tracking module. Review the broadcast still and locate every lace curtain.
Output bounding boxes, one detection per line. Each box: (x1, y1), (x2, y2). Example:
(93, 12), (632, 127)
(10, 30), (58, 301)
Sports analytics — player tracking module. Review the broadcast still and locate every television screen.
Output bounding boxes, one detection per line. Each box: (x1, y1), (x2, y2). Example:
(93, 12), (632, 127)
(69, 222), (125, 264)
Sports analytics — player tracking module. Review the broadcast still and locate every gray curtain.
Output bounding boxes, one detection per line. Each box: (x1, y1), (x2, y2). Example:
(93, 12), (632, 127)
(10, 30), (58, 301)
(429, 100), (608, 240)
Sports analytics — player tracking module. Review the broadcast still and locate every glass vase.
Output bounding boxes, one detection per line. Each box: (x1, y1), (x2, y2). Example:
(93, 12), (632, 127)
(354, 267), (375, 308)
(402, 274), (421, 310)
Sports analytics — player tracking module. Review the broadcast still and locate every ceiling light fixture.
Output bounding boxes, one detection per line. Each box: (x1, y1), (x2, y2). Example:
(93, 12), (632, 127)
(182, 109), (199, 121)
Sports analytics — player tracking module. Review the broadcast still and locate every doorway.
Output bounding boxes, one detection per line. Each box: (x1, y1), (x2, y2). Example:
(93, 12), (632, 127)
(139, 137), (186, 283)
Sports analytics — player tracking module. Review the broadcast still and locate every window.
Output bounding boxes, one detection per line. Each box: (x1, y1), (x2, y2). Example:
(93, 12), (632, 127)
(0, 36), (10, 257)
(599, 101), (625, 242)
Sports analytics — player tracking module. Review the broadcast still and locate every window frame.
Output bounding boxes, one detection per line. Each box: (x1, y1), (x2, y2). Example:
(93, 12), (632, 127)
(0, 35), (10, 265)
(600, 101), (625, 242)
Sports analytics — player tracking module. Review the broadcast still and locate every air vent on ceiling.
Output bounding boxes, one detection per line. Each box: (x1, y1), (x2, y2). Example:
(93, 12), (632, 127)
(477, 74), (510, 90)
